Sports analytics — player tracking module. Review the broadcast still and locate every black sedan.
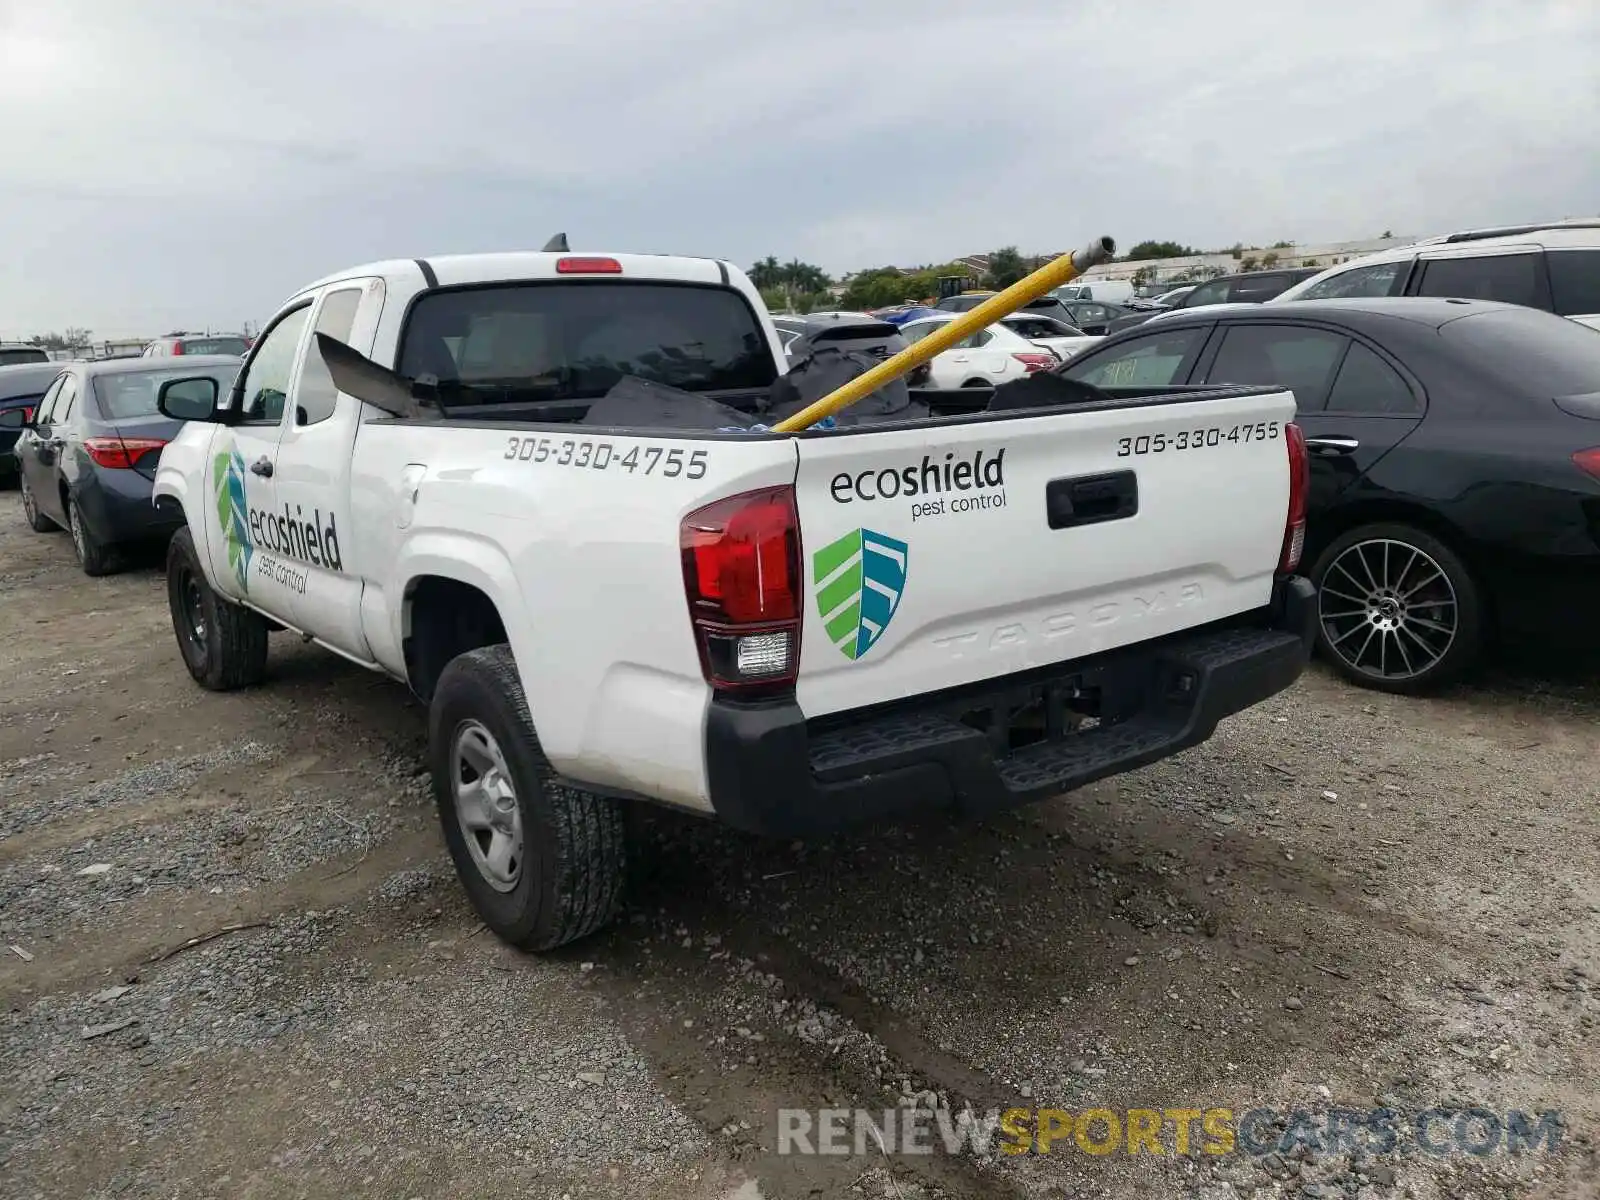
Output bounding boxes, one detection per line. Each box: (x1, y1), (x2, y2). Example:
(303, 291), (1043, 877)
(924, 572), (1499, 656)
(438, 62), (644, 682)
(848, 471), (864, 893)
(2, 356), (240, 575)
(1053, 298), (1600, 692)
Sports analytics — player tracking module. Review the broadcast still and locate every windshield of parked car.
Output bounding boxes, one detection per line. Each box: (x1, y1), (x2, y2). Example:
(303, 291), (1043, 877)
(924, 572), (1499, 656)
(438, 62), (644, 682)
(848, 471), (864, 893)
(398, 282), (777, 404)
(92, 366), (239, 420)
(0, 348), (50, 365)
(1440, 307), (1600, 397)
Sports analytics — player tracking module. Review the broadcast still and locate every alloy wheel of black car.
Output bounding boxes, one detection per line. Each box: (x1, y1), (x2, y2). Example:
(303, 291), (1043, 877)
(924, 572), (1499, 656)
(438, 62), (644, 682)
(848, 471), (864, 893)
(1311, 523), (1482, 694)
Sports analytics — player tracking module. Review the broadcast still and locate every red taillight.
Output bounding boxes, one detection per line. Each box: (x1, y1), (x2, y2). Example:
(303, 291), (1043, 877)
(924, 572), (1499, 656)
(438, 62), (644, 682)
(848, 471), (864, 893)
(1280, 423), (1309, 572)
(171, 341), (185, 355)
(1012, 352), (1055, 374)
(680, 486), (802, 690)
(1574, 448), (1600, 480)
(84, 436), (168, 469)
(21, 406), (33, 423)
(556, 256), (623, 275)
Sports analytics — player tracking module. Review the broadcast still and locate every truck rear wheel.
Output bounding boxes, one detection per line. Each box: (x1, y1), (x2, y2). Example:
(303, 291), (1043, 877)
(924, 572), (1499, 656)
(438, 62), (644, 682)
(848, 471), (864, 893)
(428, 644), (625, 951)
(166, 526), (269, 690)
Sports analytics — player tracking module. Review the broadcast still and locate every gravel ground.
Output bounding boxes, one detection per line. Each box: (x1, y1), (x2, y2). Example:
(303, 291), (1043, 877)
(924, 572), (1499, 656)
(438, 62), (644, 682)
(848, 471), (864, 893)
(0, 492), (1595, 1200)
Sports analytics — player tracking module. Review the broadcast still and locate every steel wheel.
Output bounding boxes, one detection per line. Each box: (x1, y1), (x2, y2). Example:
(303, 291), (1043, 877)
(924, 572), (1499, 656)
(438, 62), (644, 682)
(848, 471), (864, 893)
(450, 720), (524, 893)
(1317, 537), (1457, 683)
(175, 560), (207, 649)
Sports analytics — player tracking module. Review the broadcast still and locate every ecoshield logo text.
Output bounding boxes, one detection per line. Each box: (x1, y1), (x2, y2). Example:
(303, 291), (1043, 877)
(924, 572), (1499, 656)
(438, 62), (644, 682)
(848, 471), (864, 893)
(829, 449), (1007, 523)
(212, 440), (343, 597)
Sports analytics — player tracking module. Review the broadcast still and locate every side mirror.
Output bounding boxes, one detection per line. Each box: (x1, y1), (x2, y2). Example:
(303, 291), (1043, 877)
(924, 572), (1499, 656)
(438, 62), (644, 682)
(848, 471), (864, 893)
(0, 409), (26, 431)
(157, 376), (221, 421)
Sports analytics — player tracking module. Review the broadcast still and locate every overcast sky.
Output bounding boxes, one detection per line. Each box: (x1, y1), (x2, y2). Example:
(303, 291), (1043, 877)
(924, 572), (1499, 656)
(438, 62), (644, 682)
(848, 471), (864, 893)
(1, 0), (1595, 335)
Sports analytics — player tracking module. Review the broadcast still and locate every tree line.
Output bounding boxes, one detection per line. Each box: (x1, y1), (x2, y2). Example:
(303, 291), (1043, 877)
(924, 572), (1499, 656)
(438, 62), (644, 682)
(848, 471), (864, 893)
(9, 329), (94, 350)
(747, 238), (1283, 314)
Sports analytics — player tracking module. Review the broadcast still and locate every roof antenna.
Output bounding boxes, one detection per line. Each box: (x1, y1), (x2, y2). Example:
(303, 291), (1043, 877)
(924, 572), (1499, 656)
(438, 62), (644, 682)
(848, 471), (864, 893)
(542, 232), (569, 252)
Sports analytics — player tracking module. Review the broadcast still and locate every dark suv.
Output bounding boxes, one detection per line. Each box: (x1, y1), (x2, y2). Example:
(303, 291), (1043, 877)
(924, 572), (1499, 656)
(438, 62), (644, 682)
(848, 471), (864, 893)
(1105, 267), (1321, 335)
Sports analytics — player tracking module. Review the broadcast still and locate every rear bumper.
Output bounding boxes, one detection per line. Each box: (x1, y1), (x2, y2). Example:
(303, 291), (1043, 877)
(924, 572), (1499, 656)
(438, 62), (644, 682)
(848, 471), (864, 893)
(74, 471), (182, 543)
(705, 576), (1316, 837)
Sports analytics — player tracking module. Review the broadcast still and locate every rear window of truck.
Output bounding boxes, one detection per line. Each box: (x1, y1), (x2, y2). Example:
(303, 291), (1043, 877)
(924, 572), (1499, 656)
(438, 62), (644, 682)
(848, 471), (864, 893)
(398, 282), (778, 404)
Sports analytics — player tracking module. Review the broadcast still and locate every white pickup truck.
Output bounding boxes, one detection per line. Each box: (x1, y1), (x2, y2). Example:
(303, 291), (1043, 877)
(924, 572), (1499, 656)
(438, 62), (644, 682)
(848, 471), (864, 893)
(150, 248), (1316, 951)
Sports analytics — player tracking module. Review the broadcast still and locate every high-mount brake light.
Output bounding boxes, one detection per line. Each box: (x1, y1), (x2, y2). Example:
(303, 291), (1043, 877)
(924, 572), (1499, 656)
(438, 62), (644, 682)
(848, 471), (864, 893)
(1280, 423), (1308, 572)
(555, 257), (623, 275)
(84, 436), (168, 469)
(680, 486), (802, 691)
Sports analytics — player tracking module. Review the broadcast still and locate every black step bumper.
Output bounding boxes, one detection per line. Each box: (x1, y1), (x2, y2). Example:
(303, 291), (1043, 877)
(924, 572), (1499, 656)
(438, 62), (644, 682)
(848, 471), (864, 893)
(705, 575), (1316, 837)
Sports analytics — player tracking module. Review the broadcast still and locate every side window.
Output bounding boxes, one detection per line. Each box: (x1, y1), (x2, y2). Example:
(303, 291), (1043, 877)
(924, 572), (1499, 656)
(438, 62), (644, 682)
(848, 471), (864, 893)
(1200, 324), (1348, 411)
(33, 378), (65, 424)
(1323, 343), (1419, 415)
(294, 287), (363, 426)
(1299, 261), (1405, 300)
(1415, 253), (1543, 309)
(1229, 273), (1292, 302)
(237, 305), (312, 424)
(1547, 250), (1600, 318)
(957, 329), (993, 349)
(1183, 279), (1231, 308)
(1065, 326), (1207, 388)
(54, 377), (80, 424)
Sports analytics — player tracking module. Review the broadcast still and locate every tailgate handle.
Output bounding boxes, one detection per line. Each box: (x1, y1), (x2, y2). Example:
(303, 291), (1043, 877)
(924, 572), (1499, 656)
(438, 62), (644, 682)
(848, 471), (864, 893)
(1047, 470), (1138, 530)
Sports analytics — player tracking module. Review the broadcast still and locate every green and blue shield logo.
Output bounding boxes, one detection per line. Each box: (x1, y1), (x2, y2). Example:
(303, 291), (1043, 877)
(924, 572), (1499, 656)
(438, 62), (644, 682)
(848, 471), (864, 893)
(212, 444), (253, 591)
(813, 528), (908, 661)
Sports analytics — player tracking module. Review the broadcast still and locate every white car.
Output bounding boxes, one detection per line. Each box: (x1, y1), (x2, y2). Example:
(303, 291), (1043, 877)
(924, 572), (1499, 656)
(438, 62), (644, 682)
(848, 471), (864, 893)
(1269, 219), (1600, 330)
(144, 243), (1312, 951)
(897, 314), (1057, 389)
(997, 313), (1103, 363)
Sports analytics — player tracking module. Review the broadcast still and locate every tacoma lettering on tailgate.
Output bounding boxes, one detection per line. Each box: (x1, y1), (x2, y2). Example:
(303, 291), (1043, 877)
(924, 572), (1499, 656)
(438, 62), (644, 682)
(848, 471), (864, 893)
(930, 584), (1206, 659)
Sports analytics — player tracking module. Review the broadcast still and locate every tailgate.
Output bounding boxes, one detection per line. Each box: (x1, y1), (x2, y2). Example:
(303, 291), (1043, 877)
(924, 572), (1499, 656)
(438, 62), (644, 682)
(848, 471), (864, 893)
(793, 388), (1297, 717)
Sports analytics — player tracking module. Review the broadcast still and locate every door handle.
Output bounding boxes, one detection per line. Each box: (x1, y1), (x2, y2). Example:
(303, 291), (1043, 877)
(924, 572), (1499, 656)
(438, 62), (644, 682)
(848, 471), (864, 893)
(250, 456), (274, 477)
(1047, 469), (1139, 530)
(1305, 435), (1360, 456)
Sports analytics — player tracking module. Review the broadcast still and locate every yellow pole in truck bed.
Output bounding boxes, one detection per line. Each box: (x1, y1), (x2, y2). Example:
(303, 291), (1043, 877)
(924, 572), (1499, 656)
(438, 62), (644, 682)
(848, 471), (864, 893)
(770, 236), (1116, 433)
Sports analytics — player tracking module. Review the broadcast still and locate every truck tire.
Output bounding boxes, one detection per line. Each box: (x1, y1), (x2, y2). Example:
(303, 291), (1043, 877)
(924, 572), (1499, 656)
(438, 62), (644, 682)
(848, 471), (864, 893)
(1310, 521), (1482, 694)
(166, 526), (269, 691)
(68, 498), (122, 577)
(429, 644), (625, 951)
(19, 474), (54, 532)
